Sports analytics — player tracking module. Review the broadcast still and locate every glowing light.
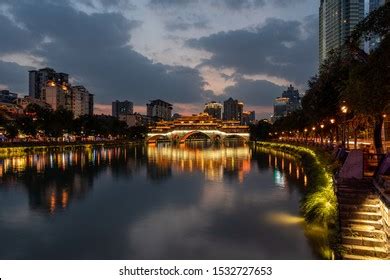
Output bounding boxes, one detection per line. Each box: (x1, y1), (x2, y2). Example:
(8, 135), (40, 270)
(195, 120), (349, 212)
(341, 105), (348, 114)
(265, 212), (304, 226)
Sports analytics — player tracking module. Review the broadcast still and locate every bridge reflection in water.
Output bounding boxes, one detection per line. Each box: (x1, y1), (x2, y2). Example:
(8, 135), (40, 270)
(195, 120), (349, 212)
(0, 144), (308, 215)
(0, 143), (324, 259)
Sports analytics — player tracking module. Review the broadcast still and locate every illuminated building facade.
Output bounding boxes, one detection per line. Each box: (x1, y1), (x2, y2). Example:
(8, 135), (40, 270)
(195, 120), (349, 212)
(147, 113), (250, 144)
(204, 101), (223, 119)
(29, 68), (69, 99)
(41, 82), (71, 111)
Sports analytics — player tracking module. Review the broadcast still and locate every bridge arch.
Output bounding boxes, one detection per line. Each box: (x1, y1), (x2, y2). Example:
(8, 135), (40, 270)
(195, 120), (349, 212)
(179, 131), (212, 143)
(147, 134), (170, 144)
(224, 134), (249, 142)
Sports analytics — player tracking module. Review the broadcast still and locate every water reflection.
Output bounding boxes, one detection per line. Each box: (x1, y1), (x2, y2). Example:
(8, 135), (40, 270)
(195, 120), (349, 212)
(0, 143), (316, 260)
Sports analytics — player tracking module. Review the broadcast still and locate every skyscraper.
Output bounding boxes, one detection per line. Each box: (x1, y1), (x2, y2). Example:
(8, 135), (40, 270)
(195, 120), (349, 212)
(223, 98), (243, 122)
(319, 0), (365, 64)
(112, 100), (133, 118)
(204, 101), (223, 119)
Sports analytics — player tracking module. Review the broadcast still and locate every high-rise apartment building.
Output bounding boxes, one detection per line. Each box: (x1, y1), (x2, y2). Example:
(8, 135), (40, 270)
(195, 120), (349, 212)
(223, 98), (243, 122)
(71, 86), (94, 118)
(40, 82), (71, 111)
(319, 0), (365, 64)
(146, 99), (172, 121)
(29, 68), (69, 99)
(112, 100), (133, 118)
(204, 101), (223, 119)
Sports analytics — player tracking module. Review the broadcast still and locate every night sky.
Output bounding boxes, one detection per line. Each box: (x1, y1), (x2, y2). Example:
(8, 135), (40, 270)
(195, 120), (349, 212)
(0, 0), (320, 117)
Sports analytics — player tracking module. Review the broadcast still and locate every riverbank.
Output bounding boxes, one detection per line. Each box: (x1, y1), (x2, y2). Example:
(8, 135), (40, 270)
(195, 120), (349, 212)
(0, 140), (142, 158)
(255, 141), (340, 259)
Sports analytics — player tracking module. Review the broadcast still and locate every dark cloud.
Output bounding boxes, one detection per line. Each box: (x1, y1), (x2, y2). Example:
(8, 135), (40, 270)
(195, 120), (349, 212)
(149, 0), (307, 10)
(187, 16), (318, 85)
(165, 16), (210, 31)
(0, 14), (40, 54)
(222, 76), (284, 106)
(0, 0), (210, 105)
(149, 0), (194, 9)
(0, 61), (32, 93)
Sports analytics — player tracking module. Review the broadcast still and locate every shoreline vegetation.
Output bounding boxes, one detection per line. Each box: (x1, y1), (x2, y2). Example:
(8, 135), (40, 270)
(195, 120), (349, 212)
(0, 140), (141, 158)
(255, 141), (340, 259)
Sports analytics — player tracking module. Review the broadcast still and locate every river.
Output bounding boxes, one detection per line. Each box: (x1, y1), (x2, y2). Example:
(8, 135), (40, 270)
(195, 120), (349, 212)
(0, 143), (319, 259)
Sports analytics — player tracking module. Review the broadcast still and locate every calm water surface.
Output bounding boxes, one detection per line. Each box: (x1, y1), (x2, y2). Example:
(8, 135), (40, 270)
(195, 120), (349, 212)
(0, 143), (317, 259)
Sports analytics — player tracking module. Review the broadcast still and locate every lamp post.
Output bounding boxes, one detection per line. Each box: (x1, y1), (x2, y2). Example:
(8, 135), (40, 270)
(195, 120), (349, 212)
(341, 105), (348, 148)
(304, 128), (308, 143)
(330, 119), (336, 147)
(320, 124), (324, 145)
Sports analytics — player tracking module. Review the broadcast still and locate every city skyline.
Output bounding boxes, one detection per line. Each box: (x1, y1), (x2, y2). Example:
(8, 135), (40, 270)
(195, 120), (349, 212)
(0, 0), (321, 118)
(0, 0), (373, 118)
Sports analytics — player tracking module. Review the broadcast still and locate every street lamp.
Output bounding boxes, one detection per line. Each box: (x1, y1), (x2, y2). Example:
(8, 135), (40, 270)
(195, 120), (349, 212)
(341, 104), (348, 148)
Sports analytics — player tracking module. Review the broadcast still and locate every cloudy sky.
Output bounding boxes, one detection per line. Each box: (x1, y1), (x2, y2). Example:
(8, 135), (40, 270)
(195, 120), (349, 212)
(0, 0), (320, 117)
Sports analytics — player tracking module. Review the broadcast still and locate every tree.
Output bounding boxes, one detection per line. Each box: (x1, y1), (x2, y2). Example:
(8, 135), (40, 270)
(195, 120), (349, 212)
(342, 3), (390, 153)
(5, 123), (18, 141)
(342, 36), (390, 153)
(249, 120), (272, 141)
(15, 115), (37, 137)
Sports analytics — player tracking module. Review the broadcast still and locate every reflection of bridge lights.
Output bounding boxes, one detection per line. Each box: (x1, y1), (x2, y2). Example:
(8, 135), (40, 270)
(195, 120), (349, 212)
(274, 170), (286, 188)
(304, 175), (308, 187)
(289, 162), (292, 175)
(49, 191), (56, 214)
(296, 167), (300, 179)
(62, 189), (69, 209)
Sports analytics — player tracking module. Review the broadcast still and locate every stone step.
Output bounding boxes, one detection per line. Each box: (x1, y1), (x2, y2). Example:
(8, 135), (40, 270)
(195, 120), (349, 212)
(342, 244), (388, 258)
(337, 186), (376, 194)
(341, 236), (387, 247)
(340, 219), (383, 230)
(342, 254), (384, 260)
(337, 192), (379, 200)
(340, 211), (382, 221)
(339, 203), (381, 213)
(341, 226), (387, 239)
(337, 196), (380, 205)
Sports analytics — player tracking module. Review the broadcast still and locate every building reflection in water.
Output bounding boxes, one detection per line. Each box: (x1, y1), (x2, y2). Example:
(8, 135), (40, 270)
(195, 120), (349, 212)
(0, 143), (308, 215)
(0, 146), (145, 214)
